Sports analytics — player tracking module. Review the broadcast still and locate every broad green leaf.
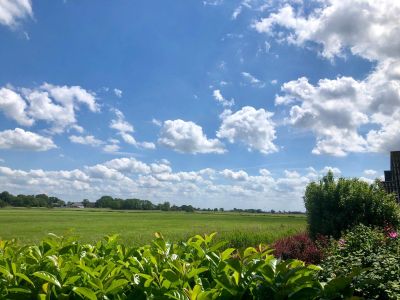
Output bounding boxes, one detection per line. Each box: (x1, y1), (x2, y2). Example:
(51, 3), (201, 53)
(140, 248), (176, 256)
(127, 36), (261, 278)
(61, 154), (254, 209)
(72, 287), (97, 300)
(7, 287), (32, 294)
(220, 248), (235, 261)
(162, 269), (180, 283)
(15, 272), (35, 287)
(33, 271), (61, 288)
(187, 267), (208, 279)
(105, 279), (129, 293)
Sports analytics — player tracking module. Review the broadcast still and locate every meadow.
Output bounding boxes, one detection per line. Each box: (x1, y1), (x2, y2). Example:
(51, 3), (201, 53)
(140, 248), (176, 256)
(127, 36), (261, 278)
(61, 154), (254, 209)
(0, 208), (306, 247)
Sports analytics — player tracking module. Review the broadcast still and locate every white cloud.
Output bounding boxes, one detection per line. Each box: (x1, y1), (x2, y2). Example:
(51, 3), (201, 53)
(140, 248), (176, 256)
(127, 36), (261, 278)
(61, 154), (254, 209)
(41, 83), (99, 112)
(110, 109), (133, 133)
(254, 1), (400, 155)
(213, 90), (234, 107)
(137, 141), (156, 150)
(221, 169), (249, 181)
(0, 87), (33, 126)
(0, 128), (56, 151)
(110, 109), (155, 150)
(113, 88), (123, 98)
(321, 166), (341, 176)
(217, 106), (278, 154)
(85, 164), (132, 182)
(0, 83), (99, 133)
(69, 135), (103, 147)
(252, 0), (400, 62)
(241, 72), (265, 88)
(253, 0), (400, 156)
(103, 144), (120, 153)
(0, 0), (32, 28)
(152, 118), (162, 126)
(158, 119), (225, 154)
(104, 157), (151, 174)
(276, 62), (400, 155)
(0, 153), (369, 210)
(364, 169), (377, 177)
(232, 6), (242, 19)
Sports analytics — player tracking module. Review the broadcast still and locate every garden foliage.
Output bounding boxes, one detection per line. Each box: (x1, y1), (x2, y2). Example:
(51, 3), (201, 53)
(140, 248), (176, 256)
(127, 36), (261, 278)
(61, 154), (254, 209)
(304, 171), (400, 238)
(320, 224), (400, 300)
(272, 233), (328, 265)
(0, 233), (356, 299)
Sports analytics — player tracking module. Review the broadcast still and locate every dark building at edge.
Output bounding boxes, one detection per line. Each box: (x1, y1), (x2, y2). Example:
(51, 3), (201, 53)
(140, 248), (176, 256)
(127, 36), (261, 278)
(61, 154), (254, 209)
(382, 151), (400, 203)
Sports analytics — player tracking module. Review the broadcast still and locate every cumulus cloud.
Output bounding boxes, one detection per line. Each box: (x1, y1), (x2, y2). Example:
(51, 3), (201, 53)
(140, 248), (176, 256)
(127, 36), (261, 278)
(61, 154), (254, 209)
(275, 61), (400, 155)
(221, 169), (249, 181)
(0, 87), (33, 126)
(158, 119), (225, 154)
(252, 0), (400, 61)
(254, 0), (400, 156)
(213, 90), (234, 107)
(0, 83), (99, 133)
(109, 109), (155, 150)
(103, 144), (120, 153)
(0, 128), (56, 151)
(0, 155), (347, 210)
(69, 135), (103, 147)
(217, 106), (278, 154)
(241, 72), (265, 88)
(0, 0), (32, 28)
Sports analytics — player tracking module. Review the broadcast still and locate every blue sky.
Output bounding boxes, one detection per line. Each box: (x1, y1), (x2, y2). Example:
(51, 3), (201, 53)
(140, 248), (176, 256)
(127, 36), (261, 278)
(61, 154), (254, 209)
(0, 0), (399, 210)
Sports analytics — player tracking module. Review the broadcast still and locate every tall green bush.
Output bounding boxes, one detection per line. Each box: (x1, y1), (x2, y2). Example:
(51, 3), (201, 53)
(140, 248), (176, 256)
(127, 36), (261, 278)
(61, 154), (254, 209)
(304, 171), (400, 238)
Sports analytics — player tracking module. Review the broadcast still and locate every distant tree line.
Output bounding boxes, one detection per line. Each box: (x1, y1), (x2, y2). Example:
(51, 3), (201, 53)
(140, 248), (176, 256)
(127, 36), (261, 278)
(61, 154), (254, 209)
(0, 191), (304, 214)
(94, 196), (196, 212)
(0, 191), (65, 208)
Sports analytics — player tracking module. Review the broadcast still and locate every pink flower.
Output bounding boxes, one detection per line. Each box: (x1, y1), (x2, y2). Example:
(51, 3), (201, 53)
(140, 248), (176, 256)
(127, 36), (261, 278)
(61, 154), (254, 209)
(338, 238), (346, 248)
(388, 231), (398, 239)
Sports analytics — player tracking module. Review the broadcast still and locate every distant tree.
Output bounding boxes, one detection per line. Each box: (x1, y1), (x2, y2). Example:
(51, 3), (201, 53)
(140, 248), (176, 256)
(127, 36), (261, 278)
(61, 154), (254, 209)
(159, 202), (171, 211)
(0, 199), (7, 208)
(0, 191), (14, 205)
(82, 199), (90, 208)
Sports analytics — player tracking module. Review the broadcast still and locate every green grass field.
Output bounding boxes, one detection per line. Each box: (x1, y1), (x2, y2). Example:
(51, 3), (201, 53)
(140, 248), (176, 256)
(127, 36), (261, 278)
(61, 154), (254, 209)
(0, 208), (306, 247)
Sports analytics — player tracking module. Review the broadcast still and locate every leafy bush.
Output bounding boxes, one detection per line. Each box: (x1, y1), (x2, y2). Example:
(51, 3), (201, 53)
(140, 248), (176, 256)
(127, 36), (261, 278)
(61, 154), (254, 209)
(304, 171), (400, 238)
(320, 224), (400, 299)
(272, 232), (328, 264)
(0, 233), (357, 299)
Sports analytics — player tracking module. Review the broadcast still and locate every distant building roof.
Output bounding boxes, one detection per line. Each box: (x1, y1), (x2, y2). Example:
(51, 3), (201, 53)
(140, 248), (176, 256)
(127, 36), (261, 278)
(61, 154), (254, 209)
(70, 202), (84, 208)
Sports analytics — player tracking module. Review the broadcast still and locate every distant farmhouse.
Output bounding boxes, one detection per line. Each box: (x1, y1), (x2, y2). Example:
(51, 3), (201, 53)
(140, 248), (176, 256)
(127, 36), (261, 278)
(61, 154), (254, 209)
(69, 202), (85, 209)
(382, 151), (400, 203)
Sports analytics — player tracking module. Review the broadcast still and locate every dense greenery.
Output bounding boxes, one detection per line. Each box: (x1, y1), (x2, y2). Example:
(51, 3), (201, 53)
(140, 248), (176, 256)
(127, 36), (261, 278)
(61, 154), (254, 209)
(320, 224), (400, 299)
(304, 171), (400, 238)
(0, 191), (65, 208)
(0, 233), (358, 299)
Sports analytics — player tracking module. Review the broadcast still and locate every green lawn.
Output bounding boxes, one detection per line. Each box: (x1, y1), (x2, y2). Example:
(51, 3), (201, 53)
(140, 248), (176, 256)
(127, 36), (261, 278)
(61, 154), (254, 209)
(0, 208), (306, 247)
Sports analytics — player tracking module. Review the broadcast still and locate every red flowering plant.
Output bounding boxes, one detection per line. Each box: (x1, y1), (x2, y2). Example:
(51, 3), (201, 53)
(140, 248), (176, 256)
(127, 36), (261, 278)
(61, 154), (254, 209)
(272, 232), (329, 264)
(383, 223), (398, 239)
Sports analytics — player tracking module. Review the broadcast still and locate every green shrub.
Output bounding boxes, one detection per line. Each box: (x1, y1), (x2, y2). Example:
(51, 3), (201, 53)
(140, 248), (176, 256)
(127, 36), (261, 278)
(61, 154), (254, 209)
(304, 171), (400, 238)
(320, 224), (400, 299)
(0, 233), (357, 299)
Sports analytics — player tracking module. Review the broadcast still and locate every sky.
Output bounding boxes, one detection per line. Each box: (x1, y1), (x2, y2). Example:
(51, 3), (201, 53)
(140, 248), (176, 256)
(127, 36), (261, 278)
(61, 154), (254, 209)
(0, 0), (399, 211)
